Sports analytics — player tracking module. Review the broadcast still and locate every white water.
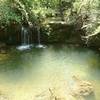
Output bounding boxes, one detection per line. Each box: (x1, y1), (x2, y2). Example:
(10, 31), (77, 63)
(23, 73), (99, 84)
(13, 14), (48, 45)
(21, 26), (29, 45)
(17, 26), (32, 50)
(36, 26), (46, 48)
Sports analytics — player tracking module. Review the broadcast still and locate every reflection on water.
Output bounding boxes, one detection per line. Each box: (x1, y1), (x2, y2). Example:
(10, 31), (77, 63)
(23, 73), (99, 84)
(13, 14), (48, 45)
(0, 45), (99, 100)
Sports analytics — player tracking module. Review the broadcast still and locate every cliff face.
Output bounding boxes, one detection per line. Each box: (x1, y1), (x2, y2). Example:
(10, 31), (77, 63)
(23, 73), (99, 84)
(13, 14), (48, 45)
(0, 21), (100, 49)
(41, 21), (85, 45)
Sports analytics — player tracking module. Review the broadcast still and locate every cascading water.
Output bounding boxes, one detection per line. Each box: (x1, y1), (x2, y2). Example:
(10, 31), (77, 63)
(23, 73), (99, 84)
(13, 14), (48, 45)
(17, 26), (32, 50)
(36, 26), (46, 48)
(21, 26), (29, 45)
(37, 27), (41, 45)
(15, 0), (33, 50)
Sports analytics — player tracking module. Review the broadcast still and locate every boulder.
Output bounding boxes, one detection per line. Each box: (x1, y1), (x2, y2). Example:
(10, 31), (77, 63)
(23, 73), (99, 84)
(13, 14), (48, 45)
(0, 42), (7, 54)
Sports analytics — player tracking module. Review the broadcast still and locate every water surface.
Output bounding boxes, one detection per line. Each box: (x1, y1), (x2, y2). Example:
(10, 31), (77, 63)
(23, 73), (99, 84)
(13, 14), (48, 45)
(0, 45), (100, 100)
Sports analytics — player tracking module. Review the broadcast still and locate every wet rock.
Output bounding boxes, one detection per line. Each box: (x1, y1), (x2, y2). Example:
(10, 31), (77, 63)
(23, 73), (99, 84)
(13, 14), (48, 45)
(0, 42), (6, 48)
(0, 49), (7, 54)
(0, 42), (7, 54)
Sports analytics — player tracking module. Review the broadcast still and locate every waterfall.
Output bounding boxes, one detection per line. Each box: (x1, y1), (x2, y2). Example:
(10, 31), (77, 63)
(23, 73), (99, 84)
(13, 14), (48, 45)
(16, 26), (32, 50)
(21, 26), (29, 45)
(37, 26), (41, 45)
(36, 26), (46, 48)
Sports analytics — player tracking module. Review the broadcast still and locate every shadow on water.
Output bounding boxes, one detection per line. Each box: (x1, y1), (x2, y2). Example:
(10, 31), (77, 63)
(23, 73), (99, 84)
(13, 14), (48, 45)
(0, 47), (46, 82)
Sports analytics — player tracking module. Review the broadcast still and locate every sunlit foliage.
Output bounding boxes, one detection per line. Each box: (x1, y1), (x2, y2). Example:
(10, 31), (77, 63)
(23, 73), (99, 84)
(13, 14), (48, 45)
(0, 0), (100, 41)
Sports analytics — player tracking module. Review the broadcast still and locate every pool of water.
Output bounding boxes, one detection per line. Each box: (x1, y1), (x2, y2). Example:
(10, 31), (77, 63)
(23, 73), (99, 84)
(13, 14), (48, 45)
(0, 44), (100, 100)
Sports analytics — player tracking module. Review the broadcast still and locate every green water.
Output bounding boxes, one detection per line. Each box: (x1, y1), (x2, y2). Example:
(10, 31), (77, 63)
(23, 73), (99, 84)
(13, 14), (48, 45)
(0, 45), (100, 100)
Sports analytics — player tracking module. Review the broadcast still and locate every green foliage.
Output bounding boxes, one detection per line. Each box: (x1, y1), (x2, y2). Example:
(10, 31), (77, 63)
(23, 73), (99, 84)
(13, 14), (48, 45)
(0, 0), (21, 26)
(0, 0), (100, 45)
(0, 0), (78, 26)
(77, 0), (100, 40)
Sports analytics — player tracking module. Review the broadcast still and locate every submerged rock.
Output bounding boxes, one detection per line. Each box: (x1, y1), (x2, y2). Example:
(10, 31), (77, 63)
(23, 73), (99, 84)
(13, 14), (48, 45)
(70, 75), (94, 98)
(34, 75), (95, 100)
(34, 88), (65, 100)
(0, 96), (7, 100)
(0, 92), (8, 100)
